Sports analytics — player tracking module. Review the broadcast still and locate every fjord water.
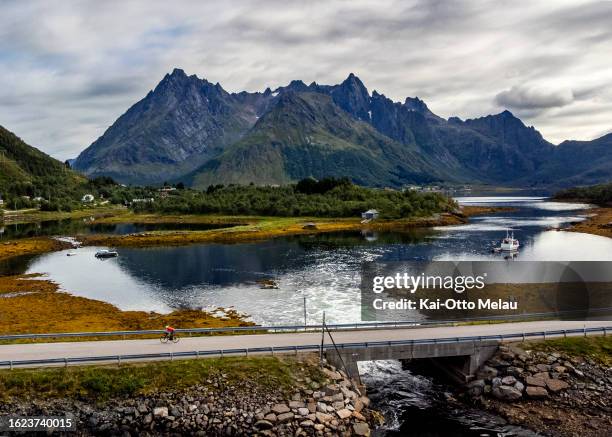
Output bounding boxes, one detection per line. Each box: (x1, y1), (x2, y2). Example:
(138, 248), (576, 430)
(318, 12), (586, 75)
(19, 196), (612, 323)
(0, 220), (234, 240)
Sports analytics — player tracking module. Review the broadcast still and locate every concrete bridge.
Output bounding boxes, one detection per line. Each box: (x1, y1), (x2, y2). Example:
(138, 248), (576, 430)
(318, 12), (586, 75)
(325, 336), (500, 384)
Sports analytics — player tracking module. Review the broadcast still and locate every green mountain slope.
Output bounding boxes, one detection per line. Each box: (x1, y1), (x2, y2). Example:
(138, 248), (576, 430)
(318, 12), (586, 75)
(0, 125), (85, 202)
(187, 92), (447, 188)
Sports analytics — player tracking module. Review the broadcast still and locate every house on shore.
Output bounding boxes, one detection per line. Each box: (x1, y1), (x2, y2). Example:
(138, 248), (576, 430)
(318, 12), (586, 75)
(361, 209), (379, 220)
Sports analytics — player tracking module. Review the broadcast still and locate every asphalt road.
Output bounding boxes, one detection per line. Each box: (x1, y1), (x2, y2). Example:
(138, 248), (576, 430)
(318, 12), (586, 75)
(0, 320), (609, 368)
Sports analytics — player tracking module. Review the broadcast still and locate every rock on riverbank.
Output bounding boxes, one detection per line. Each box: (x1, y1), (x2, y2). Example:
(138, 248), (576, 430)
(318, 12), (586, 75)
(464, 343), (612, 435)
(0, 361), (374, 436)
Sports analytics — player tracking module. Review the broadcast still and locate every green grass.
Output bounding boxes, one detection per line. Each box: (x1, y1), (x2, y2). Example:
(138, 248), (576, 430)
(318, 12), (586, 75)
(525, 335), (612, 365)
(0, 356), (327, 401)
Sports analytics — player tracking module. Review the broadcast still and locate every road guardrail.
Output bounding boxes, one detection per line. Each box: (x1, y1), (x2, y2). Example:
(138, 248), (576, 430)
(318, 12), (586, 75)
(0, 326), (609, 369)
(1, 307), (610, 342)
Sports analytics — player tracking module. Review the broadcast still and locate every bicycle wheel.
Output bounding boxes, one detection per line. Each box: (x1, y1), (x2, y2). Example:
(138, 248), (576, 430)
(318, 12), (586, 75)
(172, 336), (180, 343)
(160, 335), (169, 344)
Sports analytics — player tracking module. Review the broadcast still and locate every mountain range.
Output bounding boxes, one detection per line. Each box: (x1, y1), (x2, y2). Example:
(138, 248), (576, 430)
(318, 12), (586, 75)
(72, 69), (612, 189)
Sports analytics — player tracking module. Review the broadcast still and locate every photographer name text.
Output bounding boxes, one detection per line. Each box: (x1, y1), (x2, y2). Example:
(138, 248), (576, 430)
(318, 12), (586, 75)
(372, 297), (517, 311)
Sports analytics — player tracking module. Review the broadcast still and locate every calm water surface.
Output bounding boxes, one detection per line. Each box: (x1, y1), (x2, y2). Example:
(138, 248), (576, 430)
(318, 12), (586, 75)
(17, 197), (611, 324)
(0, 220), (234, 240)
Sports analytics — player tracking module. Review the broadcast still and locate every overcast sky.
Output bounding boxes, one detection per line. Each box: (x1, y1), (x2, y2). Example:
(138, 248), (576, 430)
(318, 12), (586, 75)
(1, 0), (611, 160)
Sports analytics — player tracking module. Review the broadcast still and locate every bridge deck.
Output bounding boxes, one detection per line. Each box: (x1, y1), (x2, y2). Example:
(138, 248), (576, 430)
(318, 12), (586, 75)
(0, 320), (608, 368)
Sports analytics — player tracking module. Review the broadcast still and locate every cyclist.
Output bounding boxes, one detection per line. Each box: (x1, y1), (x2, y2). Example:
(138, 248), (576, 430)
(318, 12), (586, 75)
(164, 325), (176, 341)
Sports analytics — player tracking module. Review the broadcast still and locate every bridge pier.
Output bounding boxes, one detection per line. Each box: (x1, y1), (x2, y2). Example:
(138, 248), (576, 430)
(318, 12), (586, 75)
(325, 339), (499, 385)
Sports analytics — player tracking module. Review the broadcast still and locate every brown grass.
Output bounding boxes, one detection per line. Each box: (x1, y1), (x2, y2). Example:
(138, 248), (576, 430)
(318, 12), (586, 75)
(564, 207), (612, 238)
(0, 237), (70, 262)
(459, 205), (517, 216)
(0, 274), (253, 336)
(77, 213), (468, 248)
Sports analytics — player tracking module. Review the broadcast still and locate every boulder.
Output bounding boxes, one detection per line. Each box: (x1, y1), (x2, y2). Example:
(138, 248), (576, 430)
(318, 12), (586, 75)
(477, 365), (498, 379)
(254, 420), (274, 430)
(467, 379), (485, 397)
(289, 400), (304, 409)
(536, 364), (551, 372)
(353, 422), (371, 436)
(492, 385), (522, 401)
(501, 376), (517, 385)
(352, 411), (366, 421)
(298, 408), (310, 416)
(332, 401), (345, 410)
(506, 366), (523, 377)
(526, 386), (548, 398)
(153, 407), (168, 418)
(353, 398), (364, 413)
(263, 413), (277, 422)
(336, 409), (352, 419)
(315, 412), (333, 423)
(271, 404), (290, 414)
(546, 379), (570, 393)
(323, 368), (343, 381)
(514, 381), (525, 392)
(533, 372), (550, 380)
(525, 376), (547, 387)
(277, 412), (294, 423)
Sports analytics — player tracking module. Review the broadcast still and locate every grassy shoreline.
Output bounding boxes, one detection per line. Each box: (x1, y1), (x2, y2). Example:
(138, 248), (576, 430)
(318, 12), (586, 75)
(0, 355), (326, 401)
(0, 205), (506, 258)
(0, 237), (72, 262)
(563, 206), (612, 238)
(0, 274), (253, 337)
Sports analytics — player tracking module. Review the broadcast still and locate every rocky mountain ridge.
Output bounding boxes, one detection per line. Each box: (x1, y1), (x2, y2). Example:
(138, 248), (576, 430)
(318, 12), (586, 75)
(72, 69), (612, 188)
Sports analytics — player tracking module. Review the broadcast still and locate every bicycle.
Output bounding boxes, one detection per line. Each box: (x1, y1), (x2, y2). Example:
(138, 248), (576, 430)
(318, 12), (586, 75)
(160, 332), (180, 344)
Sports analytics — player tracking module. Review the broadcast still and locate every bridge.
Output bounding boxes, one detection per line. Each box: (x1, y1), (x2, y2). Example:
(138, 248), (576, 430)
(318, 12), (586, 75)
(0, 320), (609, 383)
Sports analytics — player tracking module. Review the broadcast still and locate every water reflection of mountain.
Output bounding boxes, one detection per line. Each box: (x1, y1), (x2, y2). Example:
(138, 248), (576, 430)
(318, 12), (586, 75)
(114, 231), (436, 290)
(0, 219), (236, 240)
(116, 240), (310, 289)
(288, 230), (434, 250)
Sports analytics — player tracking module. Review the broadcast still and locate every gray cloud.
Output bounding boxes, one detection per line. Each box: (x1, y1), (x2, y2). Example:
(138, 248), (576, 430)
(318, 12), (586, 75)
(0, 0), (611, 158)
(495, 85), (574, 111)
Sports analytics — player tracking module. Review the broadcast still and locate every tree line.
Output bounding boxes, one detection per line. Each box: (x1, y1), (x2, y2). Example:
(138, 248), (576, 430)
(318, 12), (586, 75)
(132, 177), (457, 218)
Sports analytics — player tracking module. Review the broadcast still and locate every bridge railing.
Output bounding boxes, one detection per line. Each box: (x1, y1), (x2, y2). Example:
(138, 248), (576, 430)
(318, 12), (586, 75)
(1, 307), (610, 342)
(0, 325), (609, 369)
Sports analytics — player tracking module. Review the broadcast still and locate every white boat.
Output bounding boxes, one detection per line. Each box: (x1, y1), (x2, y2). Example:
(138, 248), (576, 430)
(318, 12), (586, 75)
(95, 249), (119, 258)
(500, 229), (519, 252)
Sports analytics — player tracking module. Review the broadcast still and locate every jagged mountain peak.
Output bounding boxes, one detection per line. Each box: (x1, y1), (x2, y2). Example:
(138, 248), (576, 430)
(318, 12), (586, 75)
(404, 96), (428, 113)
(170, 67), (187, 77)
(330, 73), (370, 121)
(73, 68), (612, 189)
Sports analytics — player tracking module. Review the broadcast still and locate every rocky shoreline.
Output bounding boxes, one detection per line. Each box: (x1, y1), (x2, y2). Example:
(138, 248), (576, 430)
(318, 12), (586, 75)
(463, 342), (612, 436)
(1, 360), (375, 436)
